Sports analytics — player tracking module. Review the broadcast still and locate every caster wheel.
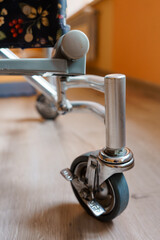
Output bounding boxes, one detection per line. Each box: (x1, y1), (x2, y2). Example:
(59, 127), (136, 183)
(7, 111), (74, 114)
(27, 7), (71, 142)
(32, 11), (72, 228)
(70, 152), (129, 222)
(36, 94), (58, 120)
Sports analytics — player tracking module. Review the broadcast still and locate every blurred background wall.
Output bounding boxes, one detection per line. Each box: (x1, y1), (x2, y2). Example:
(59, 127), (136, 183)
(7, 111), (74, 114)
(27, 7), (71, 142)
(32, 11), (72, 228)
(68, 0), (160, 86)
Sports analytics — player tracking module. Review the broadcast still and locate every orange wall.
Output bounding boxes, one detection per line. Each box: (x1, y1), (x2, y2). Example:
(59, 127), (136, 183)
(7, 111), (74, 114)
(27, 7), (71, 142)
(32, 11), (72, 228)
(88, 0), (160, 86)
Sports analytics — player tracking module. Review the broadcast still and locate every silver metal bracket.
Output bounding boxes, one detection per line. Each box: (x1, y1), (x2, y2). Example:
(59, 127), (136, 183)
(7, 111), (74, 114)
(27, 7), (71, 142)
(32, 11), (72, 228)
(85, 148), (134, 191)
(97, 147), (134, 185)
(85, 155), (100, 193)
(60, 167), (106, 217)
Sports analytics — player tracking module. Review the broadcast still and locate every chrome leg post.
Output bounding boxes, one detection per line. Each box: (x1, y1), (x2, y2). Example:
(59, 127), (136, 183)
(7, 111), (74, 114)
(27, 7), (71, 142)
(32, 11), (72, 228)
(98, 74), (134, 182)
(104, 74), (126, 154)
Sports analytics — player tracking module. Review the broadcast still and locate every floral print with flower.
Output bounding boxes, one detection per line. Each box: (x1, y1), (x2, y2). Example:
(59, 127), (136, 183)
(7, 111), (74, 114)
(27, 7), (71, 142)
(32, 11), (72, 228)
(0, 0), (69, 48)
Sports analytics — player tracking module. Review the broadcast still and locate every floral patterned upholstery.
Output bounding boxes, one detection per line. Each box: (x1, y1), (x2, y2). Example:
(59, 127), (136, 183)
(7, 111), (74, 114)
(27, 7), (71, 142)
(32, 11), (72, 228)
(0, 0), (69, 48)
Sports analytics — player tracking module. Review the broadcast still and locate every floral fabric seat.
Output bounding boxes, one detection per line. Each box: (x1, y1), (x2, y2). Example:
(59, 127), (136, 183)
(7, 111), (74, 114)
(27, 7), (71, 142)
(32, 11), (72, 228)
(0, 0), (69, 48)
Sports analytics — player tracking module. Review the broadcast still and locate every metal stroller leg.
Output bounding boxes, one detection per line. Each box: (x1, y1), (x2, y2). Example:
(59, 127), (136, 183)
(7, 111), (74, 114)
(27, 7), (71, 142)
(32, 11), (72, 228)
(0, 48), (58, 104)
(61, 74), (134, 221)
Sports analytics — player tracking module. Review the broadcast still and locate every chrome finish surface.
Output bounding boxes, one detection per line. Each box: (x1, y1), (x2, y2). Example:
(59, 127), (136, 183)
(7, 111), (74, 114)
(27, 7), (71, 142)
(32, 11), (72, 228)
(27, 75), (58, 104)
(66, 75), (104, 92)
(86, 200), (106, 217)
(56, 77), (72, 114)
(104, 74), (126, 150)
(97, 148), (134, 185)
(67, 147), (134, 203)
(60, 168), (74, 181)
(0, 48), (20, 59)
(71, 101), (105, 119)
(85, 155), (99, 191)
(94, 180), (116, 215)
(62, 157), (115, 216)
(85, 150), (134, 189)
(69, 161), (107, 217)
(99, 147), (134, 164)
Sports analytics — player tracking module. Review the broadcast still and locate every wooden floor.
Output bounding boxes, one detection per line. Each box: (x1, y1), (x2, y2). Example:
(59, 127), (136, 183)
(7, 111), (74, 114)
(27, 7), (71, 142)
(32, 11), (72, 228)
(0, 85), (160, 240)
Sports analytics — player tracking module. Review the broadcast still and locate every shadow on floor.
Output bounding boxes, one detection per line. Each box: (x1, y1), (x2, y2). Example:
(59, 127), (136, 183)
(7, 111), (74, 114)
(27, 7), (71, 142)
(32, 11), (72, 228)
(28, 203), (113, 240)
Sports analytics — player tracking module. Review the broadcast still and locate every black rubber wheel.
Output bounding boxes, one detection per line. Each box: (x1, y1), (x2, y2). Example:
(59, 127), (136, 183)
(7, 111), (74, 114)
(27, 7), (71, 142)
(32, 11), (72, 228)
(36, 94), (58, 120)
(70, 152), (129, 222)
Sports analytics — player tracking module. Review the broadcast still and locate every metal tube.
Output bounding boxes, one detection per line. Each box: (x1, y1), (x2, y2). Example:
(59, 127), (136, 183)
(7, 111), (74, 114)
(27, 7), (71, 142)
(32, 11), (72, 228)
(0, 58), (68, 76)
(66, 75), (104, 92)
(0, 48), (58, 104)
(25, 75), (58, 103)
(71, 100), (105, 119)
(104, 74), (126, 150)
(55, 77), (72, 113)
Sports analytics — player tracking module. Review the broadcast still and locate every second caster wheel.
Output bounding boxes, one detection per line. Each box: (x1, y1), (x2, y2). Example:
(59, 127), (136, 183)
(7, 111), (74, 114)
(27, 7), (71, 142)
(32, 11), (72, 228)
(70, 152), (129, 222)
(36, 94), (58, 120)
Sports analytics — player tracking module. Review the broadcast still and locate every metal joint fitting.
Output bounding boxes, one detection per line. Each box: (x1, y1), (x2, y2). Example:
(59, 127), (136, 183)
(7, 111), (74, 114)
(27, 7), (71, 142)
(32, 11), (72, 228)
(98, 148), (134, 170)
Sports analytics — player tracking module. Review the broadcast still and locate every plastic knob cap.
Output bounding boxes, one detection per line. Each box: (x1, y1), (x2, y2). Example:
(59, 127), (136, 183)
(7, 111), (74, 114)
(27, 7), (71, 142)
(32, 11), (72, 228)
(61, 30), (90, 60)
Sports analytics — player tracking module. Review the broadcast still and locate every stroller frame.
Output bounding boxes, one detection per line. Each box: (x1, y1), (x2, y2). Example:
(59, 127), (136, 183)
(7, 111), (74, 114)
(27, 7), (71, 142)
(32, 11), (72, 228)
(0, 30), (134, 221)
